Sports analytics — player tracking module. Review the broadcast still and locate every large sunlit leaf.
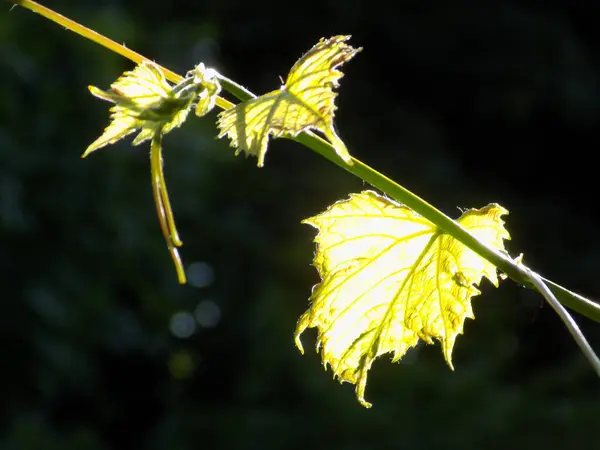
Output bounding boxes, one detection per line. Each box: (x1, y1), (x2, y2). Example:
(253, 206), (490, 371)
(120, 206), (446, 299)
(217, 35), (361, 167)
(295, 191), (510, 407)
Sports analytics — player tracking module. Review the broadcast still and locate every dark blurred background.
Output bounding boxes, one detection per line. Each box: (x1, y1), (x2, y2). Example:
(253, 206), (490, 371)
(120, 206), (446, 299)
(2, 0), (600, 449)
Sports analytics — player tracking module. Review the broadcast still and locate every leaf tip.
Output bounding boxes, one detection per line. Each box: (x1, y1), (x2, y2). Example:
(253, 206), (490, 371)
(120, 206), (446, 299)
(82, 142), (101, 158)
(294, 314), (309, 355)
(356, 365), (373, 408)
(88, 85), (115, 103)
(294, 334), (305, 355)
(358, 398), (372, 409)
(443, 341), (456, 371)
(325, 128), (354, 166)
(300, 217), (318, 229)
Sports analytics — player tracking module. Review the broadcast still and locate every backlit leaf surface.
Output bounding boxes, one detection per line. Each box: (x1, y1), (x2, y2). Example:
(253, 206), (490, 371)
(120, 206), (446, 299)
(217, 36), (361, 167)
(84, 61), (221, 283)
(84, 61), (195, 156)
(295, 191), (510, 407)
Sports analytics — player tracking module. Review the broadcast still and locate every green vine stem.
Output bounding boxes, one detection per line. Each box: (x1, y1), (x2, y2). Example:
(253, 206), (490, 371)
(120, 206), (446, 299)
(9, 0), (600, 329)
(218, 77), (600, 326)
(525, 268), (600, 375)
(7, 0), (235, 111)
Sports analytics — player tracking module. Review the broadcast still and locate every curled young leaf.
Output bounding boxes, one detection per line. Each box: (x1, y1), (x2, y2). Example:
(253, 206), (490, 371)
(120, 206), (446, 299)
(84, 61), (222, 283)
(217, 35), (361, 167)
(189, 63), (222, 118)
(295, 191), (510, 407)
(84, 61), (196, 157)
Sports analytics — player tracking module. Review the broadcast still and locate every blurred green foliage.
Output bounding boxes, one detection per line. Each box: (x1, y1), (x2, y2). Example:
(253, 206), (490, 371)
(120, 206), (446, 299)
(1, 1), (600, 449)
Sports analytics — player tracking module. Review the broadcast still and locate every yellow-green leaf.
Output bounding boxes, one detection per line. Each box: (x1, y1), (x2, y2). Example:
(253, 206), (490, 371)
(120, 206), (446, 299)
(189, 63), (222, 118)
(217, 35), (361, 167)
(83, 61), (196, 157)
(83, 61), (222, 284)
(295, 191), (510, 407)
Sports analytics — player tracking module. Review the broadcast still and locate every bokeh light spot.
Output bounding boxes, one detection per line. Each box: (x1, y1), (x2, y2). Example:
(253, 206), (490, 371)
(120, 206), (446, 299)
(195, 300), (221, 328)
(187, 261), (215, 288)
(168, 350), (197, 380)
(169, 311), (196, 338)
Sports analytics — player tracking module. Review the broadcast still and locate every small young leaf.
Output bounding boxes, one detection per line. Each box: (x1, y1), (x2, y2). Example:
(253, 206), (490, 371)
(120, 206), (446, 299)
(84, 61), (222, 283)
(190, 63), (222, 118)
(84, 61), (196, 157)
(217, 35), (361, 167)
(295, 191), (510, 407)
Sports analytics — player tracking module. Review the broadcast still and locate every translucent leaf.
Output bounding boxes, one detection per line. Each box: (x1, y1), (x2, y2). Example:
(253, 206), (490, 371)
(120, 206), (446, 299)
(84, 61), (196, 157)
(83, 61), (222, 283)
(295, 191), (510, 407)
(217, 35), (361, 167)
